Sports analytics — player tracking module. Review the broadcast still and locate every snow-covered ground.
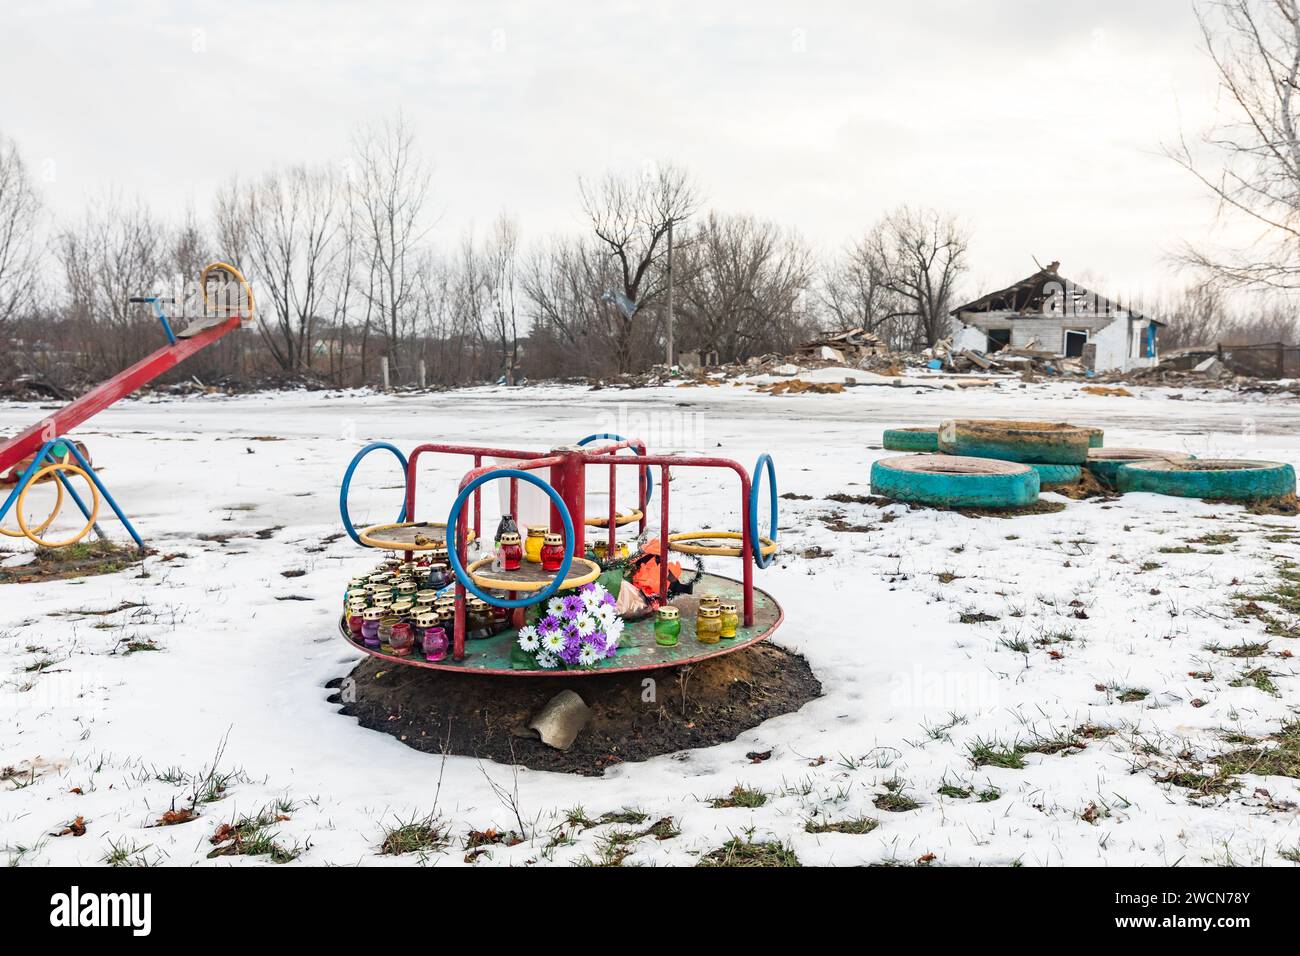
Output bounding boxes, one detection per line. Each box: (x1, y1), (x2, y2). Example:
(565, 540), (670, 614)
(2, 378), (1298, 867)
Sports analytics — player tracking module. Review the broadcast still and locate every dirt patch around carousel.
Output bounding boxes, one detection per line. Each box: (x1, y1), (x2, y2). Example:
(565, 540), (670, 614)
(329, 642), (821, 776)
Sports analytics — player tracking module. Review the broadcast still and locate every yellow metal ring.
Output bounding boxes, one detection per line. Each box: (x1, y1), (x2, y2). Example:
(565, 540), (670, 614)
(17, 464), (100, 549)
(465, 555), (602, 592)
(358, 521), (476, 551)
(200, 261), (255, 317)
(584, 509), (643, 528)
(1, 468), (65, 538)
(667, 530), (778, 558)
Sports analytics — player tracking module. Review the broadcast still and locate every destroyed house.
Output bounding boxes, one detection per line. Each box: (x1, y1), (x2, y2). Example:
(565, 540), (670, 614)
(949, 262), (1164, 373)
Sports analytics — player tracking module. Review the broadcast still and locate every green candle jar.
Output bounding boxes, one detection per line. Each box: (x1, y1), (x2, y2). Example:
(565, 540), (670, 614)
(696, 606), (722, 645)
(654, 606), (681, 647)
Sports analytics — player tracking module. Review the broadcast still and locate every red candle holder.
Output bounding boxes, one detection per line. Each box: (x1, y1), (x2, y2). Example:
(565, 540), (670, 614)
(541, 532), (565, 573)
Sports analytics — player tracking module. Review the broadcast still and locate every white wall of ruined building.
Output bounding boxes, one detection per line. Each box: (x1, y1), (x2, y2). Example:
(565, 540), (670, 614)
(954, 310), (1159, 372)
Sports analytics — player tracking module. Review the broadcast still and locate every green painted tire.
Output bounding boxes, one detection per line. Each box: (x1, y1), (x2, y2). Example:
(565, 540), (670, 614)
(883, 427), (939, 453)
(1116, 459), (1296, 501)
(938, 419), (1091, 465)
(1088, 429), (1104, 449)
(1086, 448), (1191, 488)
(1031, 464), (1082, 489)
(870, 455), (1040, 509)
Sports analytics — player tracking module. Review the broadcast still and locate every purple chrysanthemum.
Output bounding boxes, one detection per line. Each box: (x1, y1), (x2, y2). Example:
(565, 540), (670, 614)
(562, 595), (585, 618)
(538, 614), (561, 634)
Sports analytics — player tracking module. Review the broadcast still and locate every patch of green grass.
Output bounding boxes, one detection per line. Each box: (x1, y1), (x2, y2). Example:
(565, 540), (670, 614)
(379, 814), (448, 856)
(1112, 686), (1149, 704)
(101, 837), (158, 867)
(804, 816), (879, 835)
(576, 830), (641, 867)
(1229, 667), (1280, 696)
(1188, 532), (1238, 547)
(207, 807), (303, 864)
(959, 611), (1000, 624)
(873, 790), (921, 813)
(998, 637), (1030, 654)
(1215, 722), (1300, 779)
(968, 735), (1084, 769)
(1158, 545), (1197, 555)
(1156, 770), (1240, 798)
(937, 783), (972, 799)
(117, 639), (159, 656)
(709, 785), (767, 809)
(977, 787), (1002, 802)
(1205, 641), (1271, 659)
(1281, 846), (1300, 864)
(698, 835), (800, 867)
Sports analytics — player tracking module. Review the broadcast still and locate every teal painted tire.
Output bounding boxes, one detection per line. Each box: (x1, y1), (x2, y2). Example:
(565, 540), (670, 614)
(1116, 459), (1296, 501)
(883, 427), (939, 453)
(870, 455), (1040, 509)
(1086, 448), (1191, 488)
(1088, 429), (1104, 449)
(938, 419), (1090, 465)
(1032, 464), (1082, 489)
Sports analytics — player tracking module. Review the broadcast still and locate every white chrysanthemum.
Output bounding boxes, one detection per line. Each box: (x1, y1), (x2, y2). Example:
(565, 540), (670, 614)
(516, 626), (539, 652)
(547, 597), (565, 617)
(581, 585), (606, 611)
(536, 651), (559, 669)
(578, 642), (599, 667)
(575, 612), (597, 637)
(595, 603), (618, 627)
(603, 615), (624, 646)
(542, 630), (567, 653)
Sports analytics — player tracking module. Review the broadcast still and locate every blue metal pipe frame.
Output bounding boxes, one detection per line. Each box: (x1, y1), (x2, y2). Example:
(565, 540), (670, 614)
(0, 437), (145, 549)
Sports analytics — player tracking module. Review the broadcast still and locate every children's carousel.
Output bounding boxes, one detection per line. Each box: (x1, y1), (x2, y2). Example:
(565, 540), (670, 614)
(337, 435), (783, 677)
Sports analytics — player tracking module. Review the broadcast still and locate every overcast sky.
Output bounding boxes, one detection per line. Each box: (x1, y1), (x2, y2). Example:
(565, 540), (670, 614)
(3, 1), (1235, 301)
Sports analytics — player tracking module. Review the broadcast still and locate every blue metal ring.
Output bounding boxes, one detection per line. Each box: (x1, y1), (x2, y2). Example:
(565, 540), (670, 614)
(576, 433), (654, 509)
(339, 442), (409, 546)
(749, 453), (778, 569)
(446, 469), (575, 609)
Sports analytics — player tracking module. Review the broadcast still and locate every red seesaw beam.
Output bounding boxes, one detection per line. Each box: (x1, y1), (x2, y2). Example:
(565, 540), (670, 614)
(0, 315), (243, 475)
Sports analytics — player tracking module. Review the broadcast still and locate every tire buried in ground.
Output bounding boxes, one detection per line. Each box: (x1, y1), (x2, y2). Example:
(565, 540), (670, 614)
(938, 419), (1091, 465)
(1086, 448), (1191, 488)
(331, 642), (820, 776)
(870, 454), (1040, 509)
(1116, 459), (1296, 502)
(883, 427), (939, 453)
(1031, 463), (1083, 490)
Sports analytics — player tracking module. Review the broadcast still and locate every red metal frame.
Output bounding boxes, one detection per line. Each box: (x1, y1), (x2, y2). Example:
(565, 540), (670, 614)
(0, 316), (243, 475)
(399, 440), (755, 661)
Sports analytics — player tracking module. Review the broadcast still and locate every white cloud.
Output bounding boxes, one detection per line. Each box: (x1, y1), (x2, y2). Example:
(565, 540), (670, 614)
(2, 0), (1231, 297)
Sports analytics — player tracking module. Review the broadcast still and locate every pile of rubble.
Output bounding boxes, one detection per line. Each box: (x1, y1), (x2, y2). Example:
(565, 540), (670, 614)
(931, 338), (1087, 377)
(793, 328), (885, 364)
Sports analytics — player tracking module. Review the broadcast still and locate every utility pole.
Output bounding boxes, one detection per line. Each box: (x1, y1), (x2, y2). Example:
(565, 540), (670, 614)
(665, 218), (675, 368)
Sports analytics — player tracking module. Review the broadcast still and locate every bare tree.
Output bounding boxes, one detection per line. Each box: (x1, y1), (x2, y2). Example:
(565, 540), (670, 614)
(578, 162), (698, 370)
(820, 233), (906, 345)
(676, 212), (815, 361)
(215, 165), (344, 371)
(352, 116), (434, 383)
(1171, 0), (1300, 292)
(58, 192), (169, 373)
(521, 236), (633, 376)
(864, 206), (970, 349)
(0, 134), (42, 327)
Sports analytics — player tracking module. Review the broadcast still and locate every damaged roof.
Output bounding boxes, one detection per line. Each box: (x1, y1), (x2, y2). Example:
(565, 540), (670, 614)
(951, 261), (1154, 322)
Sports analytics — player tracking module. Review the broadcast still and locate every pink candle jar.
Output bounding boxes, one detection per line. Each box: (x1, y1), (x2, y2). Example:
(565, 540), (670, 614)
(421, 621), (449, 662)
